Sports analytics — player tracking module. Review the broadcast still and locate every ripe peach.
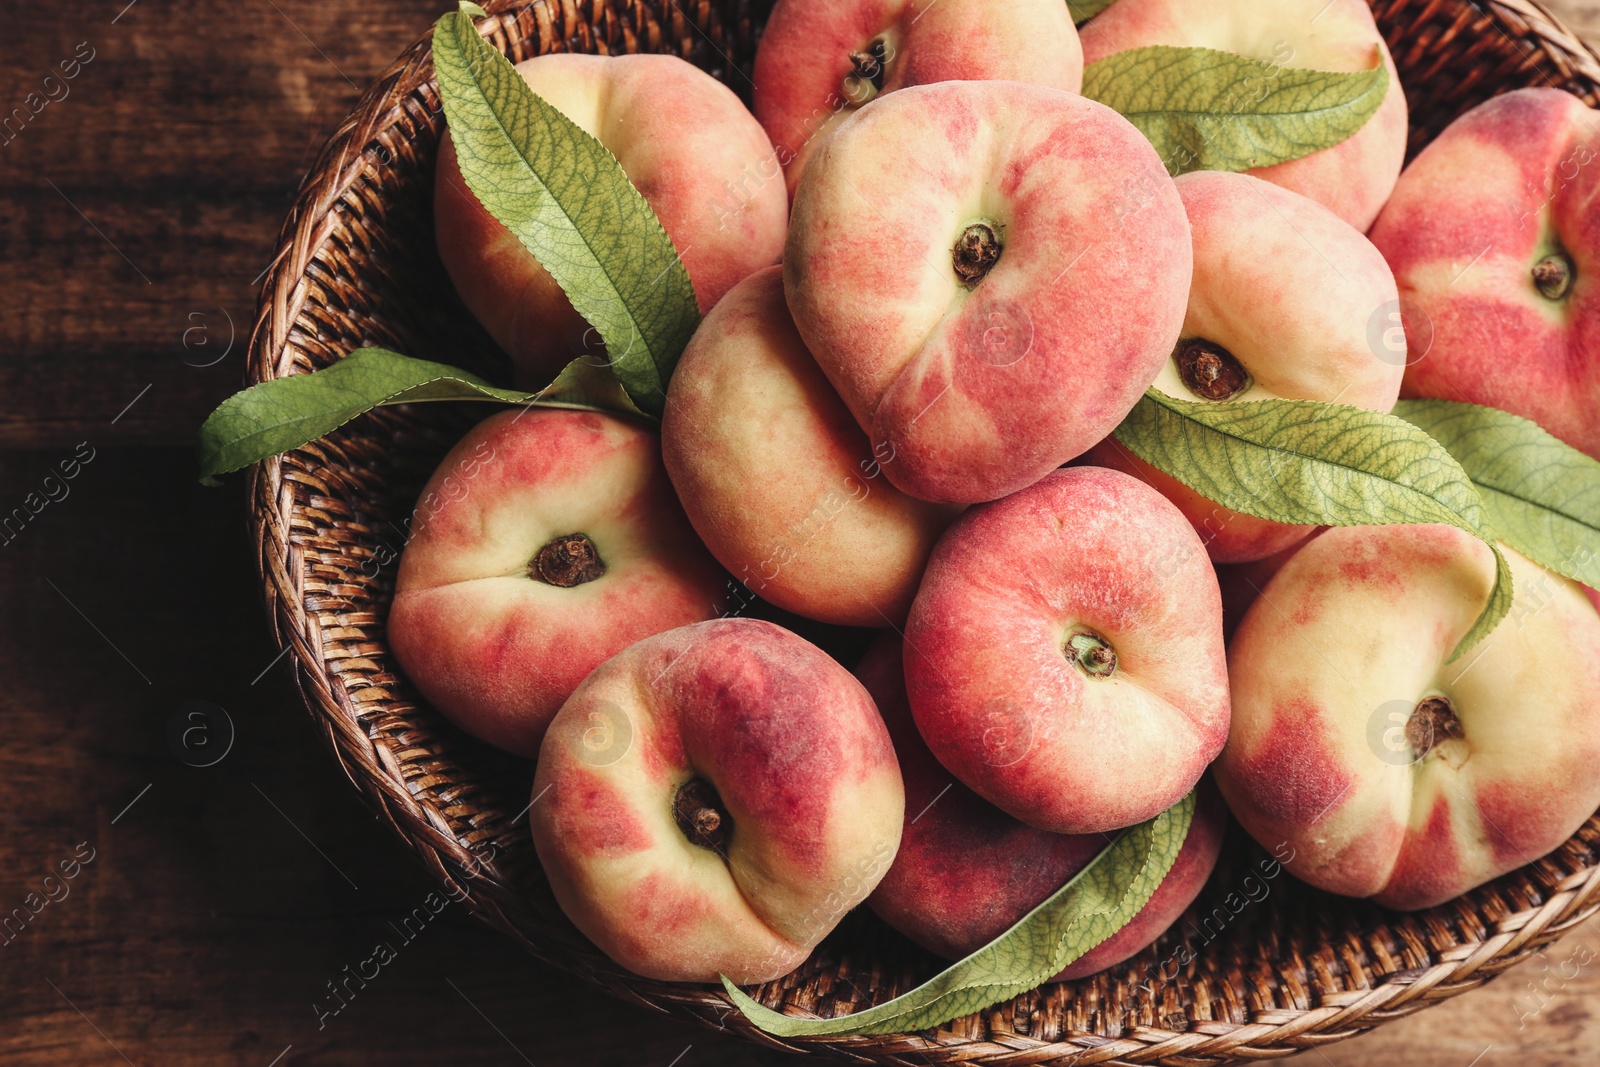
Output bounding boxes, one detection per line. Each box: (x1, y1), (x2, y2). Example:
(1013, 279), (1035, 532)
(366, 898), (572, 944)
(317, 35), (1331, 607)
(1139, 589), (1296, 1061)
(753, 0), (1084, 198)
(530, 619), (904, 983)
(858, 635), (1226, 978)
(905, 467), (1229, 835)
(434, 53), (787, 387)
(661, 267), (958, 627)
(1086, 171), (1401, 563)
(786, 80), (1192, 505)
(388, 409), (725, 757)
(1080, 0), (1407, 230)
(1219, 524), (1600, 910)
(1369, 88), (1600, 460)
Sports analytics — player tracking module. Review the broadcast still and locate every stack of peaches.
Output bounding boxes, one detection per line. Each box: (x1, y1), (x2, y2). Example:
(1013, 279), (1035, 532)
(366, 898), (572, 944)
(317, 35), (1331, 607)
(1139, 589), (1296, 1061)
(385, 0), (1600, 989)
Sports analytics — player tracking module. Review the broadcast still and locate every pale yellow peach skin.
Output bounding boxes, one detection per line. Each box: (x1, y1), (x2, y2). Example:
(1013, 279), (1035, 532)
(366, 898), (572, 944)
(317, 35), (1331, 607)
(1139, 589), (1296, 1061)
(1086, 171), (1401, 563)
(662, 267), (958, 627)
(530, 619), (904, 983)
(753, 0), (1083, 198)
(435, 53), (787, 388)
(905, 467), (1229, 835)
(388, 409), (726, 757)
(786, 81), (1193, 505)
(1080, 0), (1407, 231)
(858, 635), (1227, 979)
(1219, 524), (1600, 910)
(1369, 88), (1600, 461)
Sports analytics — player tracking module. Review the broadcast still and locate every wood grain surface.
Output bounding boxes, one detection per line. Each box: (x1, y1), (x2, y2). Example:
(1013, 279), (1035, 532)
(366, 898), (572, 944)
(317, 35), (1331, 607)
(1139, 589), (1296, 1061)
(2, 1), (1600, 1064)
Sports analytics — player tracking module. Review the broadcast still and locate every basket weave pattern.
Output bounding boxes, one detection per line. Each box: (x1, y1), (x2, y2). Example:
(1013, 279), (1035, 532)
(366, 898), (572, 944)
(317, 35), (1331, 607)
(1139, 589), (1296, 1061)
(246, 2), (1600, 1062)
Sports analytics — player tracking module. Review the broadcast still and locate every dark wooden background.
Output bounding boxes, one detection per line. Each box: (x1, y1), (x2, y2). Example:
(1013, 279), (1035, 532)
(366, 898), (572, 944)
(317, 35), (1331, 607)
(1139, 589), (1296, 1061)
(3, 1), (1600, 1063)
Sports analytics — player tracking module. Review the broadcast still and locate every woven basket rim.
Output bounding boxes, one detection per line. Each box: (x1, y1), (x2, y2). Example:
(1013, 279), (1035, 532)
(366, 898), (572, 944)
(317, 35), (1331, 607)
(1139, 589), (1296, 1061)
(246, 1), (1600, 1063)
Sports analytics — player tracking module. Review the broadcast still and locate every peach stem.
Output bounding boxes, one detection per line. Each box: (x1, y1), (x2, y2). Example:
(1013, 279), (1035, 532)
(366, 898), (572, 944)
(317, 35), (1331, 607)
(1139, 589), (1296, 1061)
(1407, 696), (1464, 761)
(952, 223), (1001, 288)
(848, 38), (888, 94)
(673, 777), (731, 855)
(1175, 338), (1250, 401)
(1533, 252), (1574, 301)
(531, 533), (606, 588)
(1066, 631), (1118, 679)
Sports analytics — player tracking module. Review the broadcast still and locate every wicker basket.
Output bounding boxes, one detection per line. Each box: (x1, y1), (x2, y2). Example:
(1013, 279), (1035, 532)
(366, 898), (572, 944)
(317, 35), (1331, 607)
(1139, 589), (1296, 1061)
(246, 2), (1600, 1062)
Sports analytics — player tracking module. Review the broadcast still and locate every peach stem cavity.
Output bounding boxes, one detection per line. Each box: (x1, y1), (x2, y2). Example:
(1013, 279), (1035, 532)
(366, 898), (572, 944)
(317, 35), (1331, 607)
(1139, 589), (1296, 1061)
(1066, 631), (1118, 679)
(845, 38), (889, 102)
(1407, 695), (1465, 761)
(673, 776), (731, 855)
(1533, 252), (1575, 301)
(532, 533), (606, 587)
(953, 223), (1001, 289)
(1176, 338), (1251, 401)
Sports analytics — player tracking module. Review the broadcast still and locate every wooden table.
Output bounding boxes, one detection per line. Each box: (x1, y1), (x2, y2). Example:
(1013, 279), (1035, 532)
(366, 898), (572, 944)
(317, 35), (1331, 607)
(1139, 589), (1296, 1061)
(2, 2), (1598, 1063)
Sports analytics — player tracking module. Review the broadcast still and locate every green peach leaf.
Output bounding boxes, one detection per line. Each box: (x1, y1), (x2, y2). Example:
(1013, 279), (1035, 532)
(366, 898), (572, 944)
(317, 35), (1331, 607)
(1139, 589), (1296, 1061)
(458, 1), (487, 16)
(1067, 0), (1118, 24)
(1395, 399), (1600, 588)
(1112, 390), (1512, 660)
(1081, 45), (1389, 175)
(197, 349), (646, 485)
(722, 792), (1194, 1038)
(431, 10), (698, 417)
(536, 354), (654, 420)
